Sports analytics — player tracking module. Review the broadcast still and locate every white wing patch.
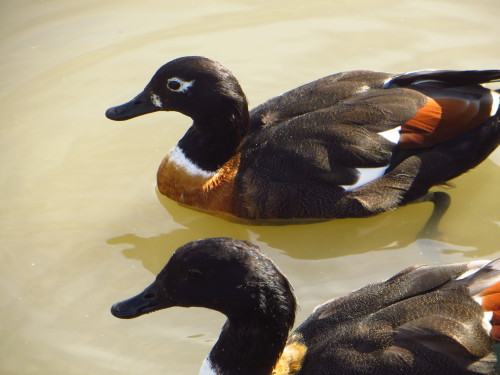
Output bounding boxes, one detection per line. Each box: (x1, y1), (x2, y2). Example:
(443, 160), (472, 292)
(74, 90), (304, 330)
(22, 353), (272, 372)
(490, 91), (500, 116)
(340, 127), (400, 191)
(473, 296), (494, 334)
(456, 261), (495, 334)
(378, 126), (401, 144)
(340, 166), (389, 191)
(338, 127), (401, 191)
(168, 146), (215, 179)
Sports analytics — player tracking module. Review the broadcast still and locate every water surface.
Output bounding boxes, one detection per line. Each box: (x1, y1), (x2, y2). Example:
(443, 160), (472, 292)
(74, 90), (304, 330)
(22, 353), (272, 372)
(1, 1), (499, 374)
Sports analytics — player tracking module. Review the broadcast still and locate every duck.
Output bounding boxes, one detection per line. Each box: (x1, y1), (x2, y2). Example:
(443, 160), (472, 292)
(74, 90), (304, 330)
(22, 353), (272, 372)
(105, 57), (500, 224)
(111, 237), (500, 375)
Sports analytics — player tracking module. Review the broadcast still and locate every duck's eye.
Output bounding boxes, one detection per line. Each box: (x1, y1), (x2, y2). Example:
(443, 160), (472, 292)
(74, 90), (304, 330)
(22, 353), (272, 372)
(167, 77), (195, 93)
(167, 79), (182, 91)
(187, 268), (202, 280)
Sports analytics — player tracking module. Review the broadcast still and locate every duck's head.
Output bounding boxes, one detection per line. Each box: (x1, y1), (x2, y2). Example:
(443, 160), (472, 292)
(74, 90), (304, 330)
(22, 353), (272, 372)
(105, 56), (249, 124)
(111, 237), (296, 321)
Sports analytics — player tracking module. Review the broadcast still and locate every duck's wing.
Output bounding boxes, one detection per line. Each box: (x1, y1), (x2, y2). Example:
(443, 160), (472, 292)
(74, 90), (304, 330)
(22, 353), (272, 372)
(238, 70), (500, 220)
(335, 111), (499, 217)
(238, 93), (499, 219)
(325, 69), (500, 149)
(316, 82), (500, 218)
(241, 87), (428, 186)
(237, 108), (398, 219)
(373, 259), (500, 374)
(248, 70), (394, 131)
(310, 261), (472, 321)
(294, 260), (500, 375)
(250, 69), (500, 142)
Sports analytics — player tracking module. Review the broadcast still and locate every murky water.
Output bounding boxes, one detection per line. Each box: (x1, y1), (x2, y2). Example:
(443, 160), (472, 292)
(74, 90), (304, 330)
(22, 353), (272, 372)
(1, 0), (499, 374)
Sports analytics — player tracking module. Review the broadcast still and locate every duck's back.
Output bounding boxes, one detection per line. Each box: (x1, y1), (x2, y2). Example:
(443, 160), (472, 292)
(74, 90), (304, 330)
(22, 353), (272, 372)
(248, 70), (394, 131)
(289, 261), (500, 375)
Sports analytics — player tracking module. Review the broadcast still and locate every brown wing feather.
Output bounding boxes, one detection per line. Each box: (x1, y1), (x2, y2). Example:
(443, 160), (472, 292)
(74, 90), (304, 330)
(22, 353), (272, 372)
(479, 281), (500, 341)
(400, 86), (496, 148)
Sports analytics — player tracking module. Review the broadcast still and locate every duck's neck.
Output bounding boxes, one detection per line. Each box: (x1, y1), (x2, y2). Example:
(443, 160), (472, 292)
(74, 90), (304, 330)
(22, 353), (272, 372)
(178, 102), (249, 172)
(203, 315), (292, 375)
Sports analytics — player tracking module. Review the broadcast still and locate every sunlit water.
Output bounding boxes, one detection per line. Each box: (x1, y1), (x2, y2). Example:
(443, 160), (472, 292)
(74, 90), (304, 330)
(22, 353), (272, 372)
(1, 1), (499, 374)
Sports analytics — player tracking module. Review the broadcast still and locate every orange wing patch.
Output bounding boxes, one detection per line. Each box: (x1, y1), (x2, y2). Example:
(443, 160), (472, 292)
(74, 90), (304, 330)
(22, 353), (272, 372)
(399, 97), (442, 148)
(479, 281), (500, 341)
(273, 334), (307, 375)
(399, 92), (494, 148)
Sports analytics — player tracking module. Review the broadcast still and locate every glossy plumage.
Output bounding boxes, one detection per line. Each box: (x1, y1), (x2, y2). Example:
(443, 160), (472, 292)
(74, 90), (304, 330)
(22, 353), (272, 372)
(111, 238), (500, 375)
(106, 57), (500, 223)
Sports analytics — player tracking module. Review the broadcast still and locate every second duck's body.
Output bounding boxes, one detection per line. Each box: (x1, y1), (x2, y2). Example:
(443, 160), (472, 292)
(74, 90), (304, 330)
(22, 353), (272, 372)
(111, 238), (500, 375)
(106, 58), (500, 223)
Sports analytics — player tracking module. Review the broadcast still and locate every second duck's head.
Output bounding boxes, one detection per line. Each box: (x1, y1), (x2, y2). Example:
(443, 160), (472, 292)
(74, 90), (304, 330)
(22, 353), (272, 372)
(111, 237), (296, 321)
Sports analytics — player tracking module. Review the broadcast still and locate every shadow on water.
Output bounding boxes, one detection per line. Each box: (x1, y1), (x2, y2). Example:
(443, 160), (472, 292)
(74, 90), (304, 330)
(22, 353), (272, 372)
(106, 186), (497, 275)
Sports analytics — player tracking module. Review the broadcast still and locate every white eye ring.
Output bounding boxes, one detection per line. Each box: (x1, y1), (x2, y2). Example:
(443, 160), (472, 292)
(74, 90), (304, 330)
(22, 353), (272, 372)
(167, 77), (195, 93)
